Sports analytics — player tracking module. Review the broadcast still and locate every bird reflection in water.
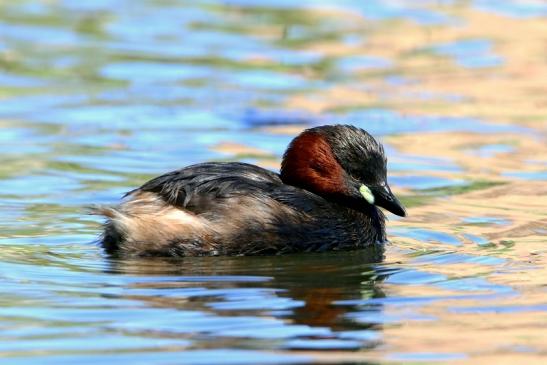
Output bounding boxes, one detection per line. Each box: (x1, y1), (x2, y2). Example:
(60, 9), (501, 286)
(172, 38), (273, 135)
(106, 244), (390, 352)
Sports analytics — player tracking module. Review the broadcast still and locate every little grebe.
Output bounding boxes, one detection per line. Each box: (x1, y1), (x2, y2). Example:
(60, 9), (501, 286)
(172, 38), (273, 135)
(95, 125), (406, 257)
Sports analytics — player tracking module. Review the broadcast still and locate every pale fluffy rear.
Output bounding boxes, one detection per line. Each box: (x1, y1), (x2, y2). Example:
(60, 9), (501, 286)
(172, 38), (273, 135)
(93, 192), (216, 256)
(92, 190), (311, 256)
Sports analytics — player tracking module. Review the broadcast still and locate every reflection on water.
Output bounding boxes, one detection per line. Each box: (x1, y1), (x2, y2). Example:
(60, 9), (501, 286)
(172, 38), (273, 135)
(0, 0), (546, 364)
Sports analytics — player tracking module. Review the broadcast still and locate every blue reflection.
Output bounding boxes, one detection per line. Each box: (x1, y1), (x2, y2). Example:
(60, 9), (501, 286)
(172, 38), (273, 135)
(432, 39), (504, 69)
(503, 170), (547, 180)
(463, 216), (510, 225)
(391, 228), (461, 246)
(450, 304), (547, 314)
(386, 269), (446, 285)
(390, 175), (465, 190)
(475, 0), (547, 18)
(101, 62), (213, 82)
(337, 55), (393, 73)
(466, 144), (515, 157)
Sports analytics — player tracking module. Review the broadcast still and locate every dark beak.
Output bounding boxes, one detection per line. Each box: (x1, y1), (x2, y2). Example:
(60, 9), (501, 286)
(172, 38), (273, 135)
(371, 184), (406, 217)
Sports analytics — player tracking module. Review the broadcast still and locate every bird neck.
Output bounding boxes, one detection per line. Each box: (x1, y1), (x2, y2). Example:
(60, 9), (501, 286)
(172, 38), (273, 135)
(280, 131), (348, 199)
(351, 204), (387, 244)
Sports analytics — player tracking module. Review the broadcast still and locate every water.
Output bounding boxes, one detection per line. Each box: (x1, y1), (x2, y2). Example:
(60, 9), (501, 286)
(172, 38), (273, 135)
(0, 0), (546, 363)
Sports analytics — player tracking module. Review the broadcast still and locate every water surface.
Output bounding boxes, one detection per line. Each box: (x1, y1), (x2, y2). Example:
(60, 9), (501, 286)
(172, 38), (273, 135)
(0, 0), (546, 364)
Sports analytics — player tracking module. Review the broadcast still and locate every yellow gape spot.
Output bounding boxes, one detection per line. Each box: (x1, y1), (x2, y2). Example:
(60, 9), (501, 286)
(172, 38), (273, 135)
(359, 185), (375, 204)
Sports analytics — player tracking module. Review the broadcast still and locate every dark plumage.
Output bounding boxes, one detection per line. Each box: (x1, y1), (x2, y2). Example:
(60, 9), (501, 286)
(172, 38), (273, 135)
(93, 124), (406, 257)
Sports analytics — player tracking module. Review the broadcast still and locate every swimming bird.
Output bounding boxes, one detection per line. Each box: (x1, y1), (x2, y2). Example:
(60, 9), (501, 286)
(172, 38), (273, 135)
(94, 124), (406, 257)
